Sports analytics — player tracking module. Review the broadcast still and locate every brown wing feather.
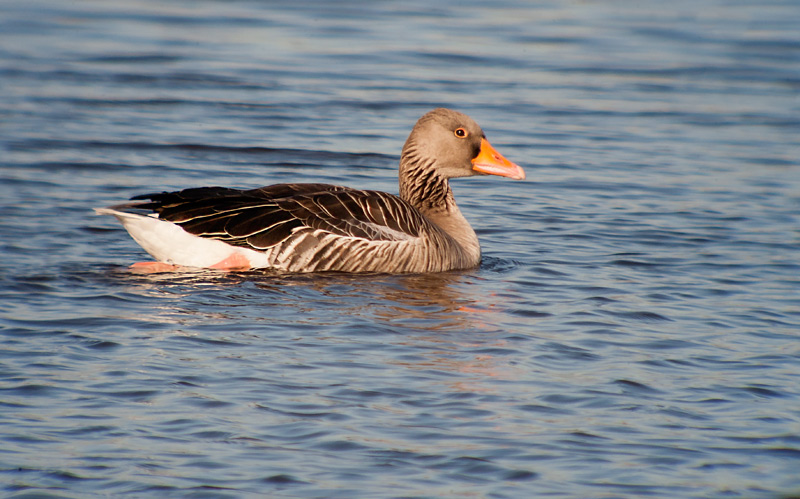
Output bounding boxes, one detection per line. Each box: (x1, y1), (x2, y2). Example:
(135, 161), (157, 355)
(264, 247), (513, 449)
(128, 184), (429, 252)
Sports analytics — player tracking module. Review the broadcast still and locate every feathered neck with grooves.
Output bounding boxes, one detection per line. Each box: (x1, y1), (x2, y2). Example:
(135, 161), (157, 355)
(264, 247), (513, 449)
(398, 135), (480, 262)
(399, 139), (453, 216)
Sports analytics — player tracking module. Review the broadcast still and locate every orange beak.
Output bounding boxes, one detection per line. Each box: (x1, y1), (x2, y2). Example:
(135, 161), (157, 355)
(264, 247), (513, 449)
(471, 138), (525, 180)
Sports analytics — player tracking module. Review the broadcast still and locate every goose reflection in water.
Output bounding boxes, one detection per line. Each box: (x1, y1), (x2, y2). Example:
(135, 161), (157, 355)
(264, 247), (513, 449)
(117, 269), (523, 393)
(260, 272), (525, 394)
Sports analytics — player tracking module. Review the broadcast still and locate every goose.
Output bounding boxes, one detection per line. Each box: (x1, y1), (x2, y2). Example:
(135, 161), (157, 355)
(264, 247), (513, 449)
(96, 108), (525, 273)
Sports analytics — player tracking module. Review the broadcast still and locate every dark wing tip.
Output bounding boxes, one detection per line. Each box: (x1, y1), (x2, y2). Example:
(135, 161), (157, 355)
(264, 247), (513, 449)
(130, 192), (164, 201)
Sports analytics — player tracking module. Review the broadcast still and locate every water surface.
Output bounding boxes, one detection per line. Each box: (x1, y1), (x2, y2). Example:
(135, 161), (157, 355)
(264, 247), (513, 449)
(1, 0), (799, 497)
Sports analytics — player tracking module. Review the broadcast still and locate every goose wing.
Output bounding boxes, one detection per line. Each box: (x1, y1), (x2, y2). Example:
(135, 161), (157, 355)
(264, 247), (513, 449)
(129, 183), (430, 251)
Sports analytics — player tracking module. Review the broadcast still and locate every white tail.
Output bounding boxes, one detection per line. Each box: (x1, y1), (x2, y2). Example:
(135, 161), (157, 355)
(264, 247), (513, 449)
(95, 208), (258, 268)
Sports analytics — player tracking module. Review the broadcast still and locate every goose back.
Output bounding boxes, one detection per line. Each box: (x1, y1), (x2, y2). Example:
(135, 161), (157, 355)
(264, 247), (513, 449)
(128, 183), (480, 273)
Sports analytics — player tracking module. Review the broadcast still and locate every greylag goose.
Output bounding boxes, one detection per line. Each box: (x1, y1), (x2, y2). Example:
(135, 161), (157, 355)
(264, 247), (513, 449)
(97, 108), (525, 273)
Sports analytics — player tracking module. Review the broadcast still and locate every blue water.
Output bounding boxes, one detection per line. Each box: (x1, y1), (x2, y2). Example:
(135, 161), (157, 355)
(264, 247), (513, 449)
(2, 0), (800, 497)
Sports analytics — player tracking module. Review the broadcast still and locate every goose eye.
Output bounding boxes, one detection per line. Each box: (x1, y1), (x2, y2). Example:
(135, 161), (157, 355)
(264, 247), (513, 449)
(454, 127), (468, 138)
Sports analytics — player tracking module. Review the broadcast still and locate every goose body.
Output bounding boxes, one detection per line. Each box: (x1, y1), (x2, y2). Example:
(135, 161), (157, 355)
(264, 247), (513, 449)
(97, 108), (525, 273)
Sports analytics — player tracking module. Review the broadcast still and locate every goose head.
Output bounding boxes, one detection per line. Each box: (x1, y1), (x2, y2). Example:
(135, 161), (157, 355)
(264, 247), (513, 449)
(400, 108), (525, 182)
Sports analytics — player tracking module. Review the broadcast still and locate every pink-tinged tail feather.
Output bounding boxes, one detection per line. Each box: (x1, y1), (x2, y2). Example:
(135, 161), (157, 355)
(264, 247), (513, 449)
(95, 208), (258, 269)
